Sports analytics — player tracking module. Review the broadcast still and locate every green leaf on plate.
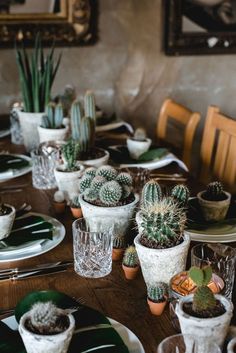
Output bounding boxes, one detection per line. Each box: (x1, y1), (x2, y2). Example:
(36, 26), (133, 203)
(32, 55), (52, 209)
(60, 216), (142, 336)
(138, 148), (168, 161)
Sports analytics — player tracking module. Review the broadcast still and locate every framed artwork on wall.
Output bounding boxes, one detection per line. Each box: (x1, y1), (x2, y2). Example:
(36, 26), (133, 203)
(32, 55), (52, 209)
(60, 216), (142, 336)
(164, 0), (236, 55)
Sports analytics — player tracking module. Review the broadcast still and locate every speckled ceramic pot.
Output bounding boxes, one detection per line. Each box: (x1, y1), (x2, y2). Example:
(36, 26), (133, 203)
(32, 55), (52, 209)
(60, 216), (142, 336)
(54, 165), (84, 202)
(197, 191), (231, 222)
(127, 138), (152, 160)
(77, 148), (110, 168)
(19, 312), (75, 353)
(134, 233), (190, 287)
(18, 111), (44, 151)
(37, 126), (68, 144)
(176, 294), (233, 348)
(0, 205), (16, 240)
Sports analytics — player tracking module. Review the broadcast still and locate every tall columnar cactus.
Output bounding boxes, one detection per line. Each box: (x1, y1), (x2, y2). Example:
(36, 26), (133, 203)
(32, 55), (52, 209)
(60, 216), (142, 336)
(147, 284), (167, 302)
(27, 302), (67, 334)
(80, 117), (95, 153)
(122, 246), (139, 267)
(113, 234), (126, 249)
(204, 181), (226, 201)
(71, 100), (83, 141)
(189, 266), (216, 313)
(99, 181), (122, 206)
(171, 184), (190, 207)
(140, 199), (186, 247)
(61, 140), (80, 171)
(41, 102), (64, 129)
(141, 180), (162, 208)
(84, 90), (96, 121)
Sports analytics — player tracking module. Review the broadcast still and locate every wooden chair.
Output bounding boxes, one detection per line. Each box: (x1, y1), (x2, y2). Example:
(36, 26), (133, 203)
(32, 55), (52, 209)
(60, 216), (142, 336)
(200, 106), (236, 190)
(157, 98), (200, 169)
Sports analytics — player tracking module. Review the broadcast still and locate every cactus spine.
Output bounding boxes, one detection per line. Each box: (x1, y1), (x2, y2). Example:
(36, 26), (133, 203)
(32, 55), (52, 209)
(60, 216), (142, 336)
(141, 180), (162, 208)
(41, 102), (64, 129)
(72, 195), (80, 208)
(99, 181), (122, 206)
(122, 246), (139, 267)
(171, 184), (190, 207)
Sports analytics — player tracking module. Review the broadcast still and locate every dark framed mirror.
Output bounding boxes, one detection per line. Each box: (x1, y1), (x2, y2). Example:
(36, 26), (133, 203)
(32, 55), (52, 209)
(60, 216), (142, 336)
(164, 0), (236, 55)
(0, 0), (98, 48)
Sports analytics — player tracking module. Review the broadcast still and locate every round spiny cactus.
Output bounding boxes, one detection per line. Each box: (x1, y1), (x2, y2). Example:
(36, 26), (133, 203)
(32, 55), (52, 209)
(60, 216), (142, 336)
(141, 180), (162, 208)
(205, 181), (226, 201)
(113, 235), (126, 249)
(79, 174), (93, 193)
(171, 184), (190, 207)
(96, 165), (118, 181)
(122, 246), (139, 267)
(83, 188), (98, 203)
(90, 175), (107, 192)
(133, 128), (147, 141)
(84, 167), (96, 178)
(27, 302), (67, 335)
(99, 180), (122, 206)
(116, 172), (133, 187)
(61, 140), (80, 171)
(147, 284), (166, 302)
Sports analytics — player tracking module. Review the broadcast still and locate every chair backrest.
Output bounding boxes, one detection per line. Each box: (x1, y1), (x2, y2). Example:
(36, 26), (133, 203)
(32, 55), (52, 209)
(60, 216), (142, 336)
(157, 98), (200, 169)
(200, 105), (236, 190)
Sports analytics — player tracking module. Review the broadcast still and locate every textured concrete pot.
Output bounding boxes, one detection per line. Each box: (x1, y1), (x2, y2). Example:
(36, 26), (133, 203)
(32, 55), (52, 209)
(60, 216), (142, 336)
(19, 312), (75, 353)
(54, 166), (84, 202)
(79, 194), (139, 238)
(37, 126), (68, 144)
(77, 148), (110, 168)
(197, 191), (231, 222)
(127, 138), (152, 160)
(134, 233), (190, 287)
(0, 205), (15, 240)
(176, 294), (233, 348)
(18, 111), (44, 152)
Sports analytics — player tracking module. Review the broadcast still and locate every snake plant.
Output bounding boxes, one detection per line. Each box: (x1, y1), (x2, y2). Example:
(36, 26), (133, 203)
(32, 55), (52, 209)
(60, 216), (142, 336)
(15, 33), (62, 113)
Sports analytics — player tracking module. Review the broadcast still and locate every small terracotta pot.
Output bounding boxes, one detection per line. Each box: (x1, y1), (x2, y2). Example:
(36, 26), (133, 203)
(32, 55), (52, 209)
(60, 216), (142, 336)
(122, 264), (139, 280)
(112, 248), (125, 261)
(70, 207), (82, 218)
(147, 298), (167, 316)
(53, 201), (66, 214)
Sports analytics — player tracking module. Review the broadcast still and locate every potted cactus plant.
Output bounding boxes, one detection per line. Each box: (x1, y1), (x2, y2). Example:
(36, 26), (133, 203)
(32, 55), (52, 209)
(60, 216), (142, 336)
(0, 202), (16, 240)
(171, 184), (190, 208)
(147, 283), (168, 316)
(71, 91), (109, 167)
(197, 181), (231, 222)
(19, 301), (75, 353)
(15, 33), (61, 152)
(79, 165), (139, 238)
(176, 266), (233, 348)
(122, 245), (139, 280)
(37, 102), (68, 143)
(127, 128), (152, 160)
(112, 234), (126, 261)
(134, 180), (190, 288)
(54, 140), (84, 201)
(70, 195), (82, 218)
(53, 190), (66, 214)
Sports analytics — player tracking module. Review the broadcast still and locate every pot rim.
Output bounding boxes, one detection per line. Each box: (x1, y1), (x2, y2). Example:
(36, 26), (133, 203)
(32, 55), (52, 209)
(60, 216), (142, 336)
(177, 294), (233, 322)
(127, 137), (152, 144)
(55, 165), (84, 175)
(0, 204), (15, 219)
(134, 232), (190, 253)
(38, 125), (67, 132)
(197, 191), (231, 205)
(79, 193), (139, 211)
(19, 312), (75, 338)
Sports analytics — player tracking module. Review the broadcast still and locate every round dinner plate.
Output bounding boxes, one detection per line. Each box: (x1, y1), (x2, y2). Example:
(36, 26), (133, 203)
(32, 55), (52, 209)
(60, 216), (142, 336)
(0, 154), (32, 183)
(184, 230), (236, 243)
(0, 213), (65, 262)
(2, 316), (145, 353)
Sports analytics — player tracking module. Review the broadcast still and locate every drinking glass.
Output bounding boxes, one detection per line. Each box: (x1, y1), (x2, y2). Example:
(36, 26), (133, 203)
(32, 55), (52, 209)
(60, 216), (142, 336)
(157, 334), (221, 353)
(31, 148), (58, 189)
(191, 243), (236, 299)
(72, 218), (113, 278)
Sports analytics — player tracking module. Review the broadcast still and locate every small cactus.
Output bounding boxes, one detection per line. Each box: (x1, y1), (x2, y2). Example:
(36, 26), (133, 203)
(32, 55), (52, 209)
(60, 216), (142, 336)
(99, 181), (122, 206)
(96, 165), (118, 181)
(122, 246), (139, 267)
(133, 128), (147, 141)
(71, 195), (80, 208)
(147, 284), (167, 303)
(79, 174), (93, 193)
(141, 180), (162, 208)
(189, 266), (216, 313)
(90, 175), (107, 191)
(26, 301), (69, 335)
(83, 188), (98, 202)
(116, 172), (133, 186)
(61, 139), (80, 171)
(113, 234), (126, 249)
(171, 184), (190, 207)
(54, 190), (65, 203)
(84, 167), (96, 178)
(204, 181), (226, 201)
(41, 102), (64, 129)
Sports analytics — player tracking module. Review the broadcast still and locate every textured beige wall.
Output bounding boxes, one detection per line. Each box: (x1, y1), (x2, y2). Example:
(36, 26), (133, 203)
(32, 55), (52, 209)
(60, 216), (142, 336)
(1, 0), (236, 141)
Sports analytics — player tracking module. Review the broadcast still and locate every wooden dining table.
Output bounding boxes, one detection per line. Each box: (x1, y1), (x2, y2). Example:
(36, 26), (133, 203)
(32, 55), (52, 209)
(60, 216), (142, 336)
(0, 134), (235, 353)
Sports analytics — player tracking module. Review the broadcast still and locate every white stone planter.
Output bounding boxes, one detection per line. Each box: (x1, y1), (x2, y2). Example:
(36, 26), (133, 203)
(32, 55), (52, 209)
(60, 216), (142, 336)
(18, 111), (44, 152)
(19, 312), (75, 353)
(77, 148), (110, 168)
(37, 126), (68, 144)
(197, 191), (231, 222)
(0, 205), (15, 240)
(134, 233), (190, 286)
(176, 294), (233, 348)
(79, 194), (139, 238)
(54, 166), (84, 202)
(127, 138), (152, 160)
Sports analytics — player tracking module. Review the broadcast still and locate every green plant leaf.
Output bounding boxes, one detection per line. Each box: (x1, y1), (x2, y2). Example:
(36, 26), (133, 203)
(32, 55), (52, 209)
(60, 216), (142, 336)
(202, 266), (212, 286)
(138, 148), (168, 161)
(189, 266), (204, 286)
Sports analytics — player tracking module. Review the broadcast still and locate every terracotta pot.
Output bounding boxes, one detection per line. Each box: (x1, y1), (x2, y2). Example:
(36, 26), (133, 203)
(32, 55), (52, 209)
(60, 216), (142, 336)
(147, 297), (167, 316)
(197, 191), (231, 222)
(70, 207), (82, 218)
(112, 248), (125, 261)
(53, 202), (66, 214)
(122, 264), (139, 280)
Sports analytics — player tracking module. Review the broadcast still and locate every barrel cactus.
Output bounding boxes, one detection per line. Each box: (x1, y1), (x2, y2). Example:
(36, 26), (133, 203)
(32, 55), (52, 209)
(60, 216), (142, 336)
(141, 180), (162, 208)
(147, 283), (167, 302)
(96, 165), (118, 181)
(99, 181), (122, 206)
(26, 302), (68, 335)
(122, 246), (139, 267)
(116, 172), (133, 186)
(171, 184), (190, 207)
(133, 128), (147, 141)
(79, 174), (93, 193)
(41, 102), (64, 129)
(113, 234), (126, 249)
(204, 181), (226, 201)
(84, 167), (97, 178)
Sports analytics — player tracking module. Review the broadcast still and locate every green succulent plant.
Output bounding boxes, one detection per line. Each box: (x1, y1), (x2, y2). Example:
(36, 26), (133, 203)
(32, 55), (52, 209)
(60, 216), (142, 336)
(61, 139), (80, 171)
(71, 195), (81, 208)
(141, 180), (162, 208)
(122, 246), (139, 267)
(189, 266), (216, 313)
(41, 102), (64, 129)
(84, 167), (97, 178)
(113, 234), (126, 249)
(147, 283), (167, 303)
(171, 184), (190, 207)
(15, 33), (61, 113)
(99, 181), (122, 206)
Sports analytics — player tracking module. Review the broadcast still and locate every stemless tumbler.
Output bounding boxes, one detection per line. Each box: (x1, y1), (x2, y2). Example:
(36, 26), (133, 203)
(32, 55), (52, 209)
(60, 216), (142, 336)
(72, 218), (113, 278)
(31, 148), (57, 189)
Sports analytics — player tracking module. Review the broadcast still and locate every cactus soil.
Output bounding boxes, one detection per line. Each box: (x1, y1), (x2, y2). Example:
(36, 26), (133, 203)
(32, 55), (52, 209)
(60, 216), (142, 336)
(183, 300), (226, 319)
(78, 147), (106, 161)
(139, 234), (184, 249)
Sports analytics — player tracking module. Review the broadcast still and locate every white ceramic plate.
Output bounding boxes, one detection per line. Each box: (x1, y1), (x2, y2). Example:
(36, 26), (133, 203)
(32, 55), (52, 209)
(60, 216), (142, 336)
(0, 154), (32, 182)
(185, 230), (236, 243)
(0, 213), (65, 262)
(96, 120), (134, 133)
(0, 129), (10, 138)
(2, 316), (145, 353)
